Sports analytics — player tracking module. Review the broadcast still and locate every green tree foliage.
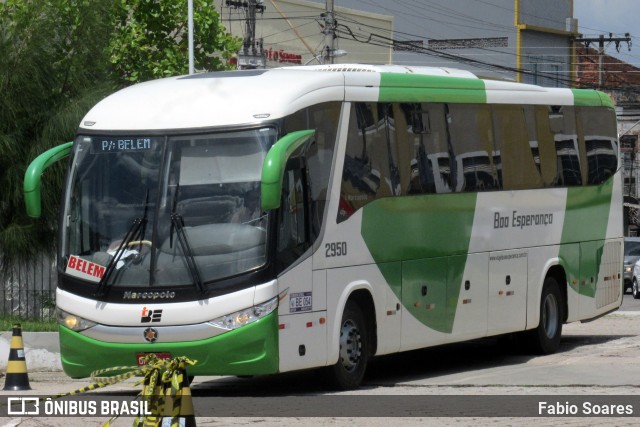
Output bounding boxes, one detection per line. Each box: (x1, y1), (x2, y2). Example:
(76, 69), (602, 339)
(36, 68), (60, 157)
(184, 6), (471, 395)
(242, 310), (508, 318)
(109, 0), (241, 85)
(0, 0), (241, 268)
(0, 0), (116, 267)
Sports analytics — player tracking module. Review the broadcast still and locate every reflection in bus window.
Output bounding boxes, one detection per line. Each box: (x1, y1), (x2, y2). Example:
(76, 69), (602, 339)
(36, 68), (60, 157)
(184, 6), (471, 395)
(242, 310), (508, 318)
(533, 106), (559, 187)
(447, 104), (500, 192)
(284, 102), (340, 241)
(578, 107), (618, 184)
(338, 102), (399, 222)
(277, 165), (309, 271)
(493, 105), (542, 190)
(549, 106), (581, 186)
(398, 103), (452, 195)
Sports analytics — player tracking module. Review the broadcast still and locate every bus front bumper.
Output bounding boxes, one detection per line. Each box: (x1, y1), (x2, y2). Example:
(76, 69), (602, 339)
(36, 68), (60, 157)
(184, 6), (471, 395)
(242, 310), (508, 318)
(58, 312), (279, 379)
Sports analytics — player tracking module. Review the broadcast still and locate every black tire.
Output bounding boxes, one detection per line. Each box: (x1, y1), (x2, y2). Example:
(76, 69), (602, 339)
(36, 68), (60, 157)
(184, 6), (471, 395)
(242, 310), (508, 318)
(327, 301), (369, 390)
(527, 276), (563, 354)
(633, 279), (640, 299)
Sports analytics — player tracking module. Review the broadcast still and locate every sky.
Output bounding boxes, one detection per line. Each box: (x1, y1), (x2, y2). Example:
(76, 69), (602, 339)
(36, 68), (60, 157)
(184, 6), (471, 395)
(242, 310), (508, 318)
(573, 0), (640, 66)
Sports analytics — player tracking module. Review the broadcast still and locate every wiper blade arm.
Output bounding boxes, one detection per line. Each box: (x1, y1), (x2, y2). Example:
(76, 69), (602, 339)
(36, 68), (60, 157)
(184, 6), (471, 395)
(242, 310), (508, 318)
(170, 213), (207, 296)
(95, 190), (150, 298)
(95, 216), (145, 298)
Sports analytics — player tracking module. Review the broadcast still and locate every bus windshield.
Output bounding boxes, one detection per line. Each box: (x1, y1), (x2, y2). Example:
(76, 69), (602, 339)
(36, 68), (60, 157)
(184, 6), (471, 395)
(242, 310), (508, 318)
(62, 128), (276, 289)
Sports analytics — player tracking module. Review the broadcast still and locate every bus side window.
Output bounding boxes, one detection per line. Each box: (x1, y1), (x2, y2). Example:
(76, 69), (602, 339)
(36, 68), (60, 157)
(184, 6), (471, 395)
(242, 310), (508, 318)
(276, 159), (310, 272)
(338, 102), (399, 223)
(548, 106), (582, 186)
(493, 105), (542, 190)
(284, 102), (340, 241)
(534, 106), (559, 186)
(447, 104), (501, 192)
(398, 103), (451, 194)
(578, 107), (618, 185)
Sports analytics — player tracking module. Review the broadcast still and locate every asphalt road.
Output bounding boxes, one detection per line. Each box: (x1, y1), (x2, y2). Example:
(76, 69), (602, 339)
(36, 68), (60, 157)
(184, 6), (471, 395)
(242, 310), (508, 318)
(2, 303), (639, 426)
(621, 289), (640, 310)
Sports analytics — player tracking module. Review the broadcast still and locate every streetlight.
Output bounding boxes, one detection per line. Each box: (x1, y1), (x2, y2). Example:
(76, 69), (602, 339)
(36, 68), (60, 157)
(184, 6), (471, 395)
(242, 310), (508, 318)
(188, 0), (194, 75)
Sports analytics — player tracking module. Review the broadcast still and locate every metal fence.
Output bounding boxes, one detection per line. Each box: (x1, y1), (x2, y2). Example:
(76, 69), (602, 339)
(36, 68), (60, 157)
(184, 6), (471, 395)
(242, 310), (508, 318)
(0, 253), (57, 321)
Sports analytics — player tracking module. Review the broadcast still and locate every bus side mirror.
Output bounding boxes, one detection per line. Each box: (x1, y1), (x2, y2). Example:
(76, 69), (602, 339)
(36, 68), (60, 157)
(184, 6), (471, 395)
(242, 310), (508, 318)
(24, 141), (74, 218)
(261, 129), (315, 211)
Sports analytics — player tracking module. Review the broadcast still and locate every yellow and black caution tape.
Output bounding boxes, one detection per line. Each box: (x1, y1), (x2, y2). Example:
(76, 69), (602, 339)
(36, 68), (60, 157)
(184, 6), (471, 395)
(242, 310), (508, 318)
(39, 354), (197, 427)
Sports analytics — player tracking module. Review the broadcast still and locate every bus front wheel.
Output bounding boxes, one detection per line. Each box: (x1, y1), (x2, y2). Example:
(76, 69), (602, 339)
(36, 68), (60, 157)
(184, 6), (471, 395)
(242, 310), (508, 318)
(328, 301), (369, 390)
(527, 276), (563, 354)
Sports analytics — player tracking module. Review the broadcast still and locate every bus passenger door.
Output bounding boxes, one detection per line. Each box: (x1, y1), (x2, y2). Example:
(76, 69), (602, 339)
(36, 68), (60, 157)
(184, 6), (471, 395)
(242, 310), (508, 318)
(488, 249), (528, 334)
(277, 159), (328, 372)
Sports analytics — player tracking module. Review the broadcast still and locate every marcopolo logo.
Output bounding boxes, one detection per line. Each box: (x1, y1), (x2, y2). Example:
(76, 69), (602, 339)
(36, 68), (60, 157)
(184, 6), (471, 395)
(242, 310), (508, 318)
(123, 291), (176, 300)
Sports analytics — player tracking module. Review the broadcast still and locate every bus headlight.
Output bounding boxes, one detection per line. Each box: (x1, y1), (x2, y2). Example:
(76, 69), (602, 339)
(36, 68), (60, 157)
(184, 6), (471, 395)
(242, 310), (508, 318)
(209, 297), (278, 330)
(56, 308), (97, 331)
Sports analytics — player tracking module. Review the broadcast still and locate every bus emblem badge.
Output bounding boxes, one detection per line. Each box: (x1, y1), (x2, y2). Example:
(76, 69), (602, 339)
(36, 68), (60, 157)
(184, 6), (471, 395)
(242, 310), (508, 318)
(143, 327), (158, 343)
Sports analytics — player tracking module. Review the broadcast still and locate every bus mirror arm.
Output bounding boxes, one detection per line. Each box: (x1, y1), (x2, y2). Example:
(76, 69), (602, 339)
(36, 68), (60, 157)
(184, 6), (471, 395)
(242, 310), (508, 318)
(261, 129), (316, 211)
(24, 141), (74, 218)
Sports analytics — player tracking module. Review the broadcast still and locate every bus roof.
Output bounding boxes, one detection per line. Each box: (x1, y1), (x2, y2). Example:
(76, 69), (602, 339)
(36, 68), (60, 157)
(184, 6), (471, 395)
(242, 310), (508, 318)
(79, 64), (613, 132)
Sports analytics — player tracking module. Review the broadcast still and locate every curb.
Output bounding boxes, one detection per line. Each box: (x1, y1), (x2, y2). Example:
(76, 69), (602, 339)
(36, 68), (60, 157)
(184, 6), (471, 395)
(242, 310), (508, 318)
(0, 331), (60, 353)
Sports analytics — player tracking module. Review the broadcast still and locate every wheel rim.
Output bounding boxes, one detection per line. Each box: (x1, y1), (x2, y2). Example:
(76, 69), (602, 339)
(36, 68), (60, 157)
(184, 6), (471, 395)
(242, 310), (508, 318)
(542, 293), (559, 339)
(338, 318), (362, 372)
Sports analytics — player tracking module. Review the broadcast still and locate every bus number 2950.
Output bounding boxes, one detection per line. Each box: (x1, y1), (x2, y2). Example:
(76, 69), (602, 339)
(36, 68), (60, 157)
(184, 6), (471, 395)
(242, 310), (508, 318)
(325, 241), (347, 257)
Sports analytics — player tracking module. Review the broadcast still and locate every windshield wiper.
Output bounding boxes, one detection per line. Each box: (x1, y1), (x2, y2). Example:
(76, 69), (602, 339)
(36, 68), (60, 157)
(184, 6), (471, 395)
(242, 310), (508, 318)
(169, 184), (207, 297)
(95, 190), (149, 298)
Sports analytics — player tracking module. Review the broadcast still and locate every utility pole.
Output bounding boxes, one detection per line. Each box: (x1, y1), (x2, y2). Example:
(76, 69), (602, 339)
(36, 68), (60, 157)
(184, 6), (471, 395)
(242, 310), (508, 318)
(226, 0), (266, 69)
(575, 33), (632, 87)
(321, 0), (337, 64)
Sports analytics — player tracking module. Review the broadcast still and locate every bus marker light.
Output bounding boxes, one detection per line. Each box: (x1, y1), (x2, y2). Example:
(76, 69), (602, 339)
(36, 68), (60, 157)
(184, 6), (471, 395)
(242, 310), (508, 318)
(319, 317), (326, 324)
(498, 290), (504, 296)
(306, 322), (313, 328)
(279, 324), (286, 330)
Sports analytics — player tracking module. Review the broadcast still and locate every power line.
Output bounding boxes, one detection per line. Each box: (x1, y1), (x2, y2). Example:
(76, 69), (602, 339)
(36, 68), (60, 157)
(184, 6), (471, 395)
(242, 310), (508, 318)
(335, 21), (640, 92)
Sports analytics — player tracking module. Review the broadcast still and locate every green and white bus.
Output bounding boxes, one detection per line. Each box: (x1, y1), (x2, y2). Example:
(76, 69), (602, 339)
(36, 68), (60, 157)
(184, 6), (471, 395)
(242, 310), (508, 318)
(25, 64), (623, 389)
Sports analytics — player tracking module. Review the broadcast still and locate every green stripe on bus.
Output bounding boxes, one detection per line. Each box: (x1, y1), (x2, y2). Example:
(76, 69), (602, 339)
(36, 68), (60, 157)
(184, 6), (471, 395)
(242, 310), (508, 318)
(379, 74), (487, 104)
(559, 179), (614, 297)
(361, 193), (477, 333)
(571, 89), (614, 108)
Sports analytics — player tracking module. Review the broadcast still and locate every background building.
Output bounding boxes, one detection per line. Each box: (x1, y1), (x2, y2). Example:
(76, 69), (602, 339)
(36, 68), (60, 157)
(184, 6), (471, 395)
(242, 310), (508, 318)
(216, 1), (590, 88)
(304, 0), (577, 86)
(215, 0), (393, 67)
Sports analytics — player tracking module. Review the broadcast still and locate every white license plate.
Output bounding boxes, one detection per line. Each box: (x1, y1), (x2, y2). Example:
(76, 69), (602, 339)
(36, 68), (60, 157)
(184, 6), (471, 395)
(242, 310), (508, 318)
(289, 292), (312, 312)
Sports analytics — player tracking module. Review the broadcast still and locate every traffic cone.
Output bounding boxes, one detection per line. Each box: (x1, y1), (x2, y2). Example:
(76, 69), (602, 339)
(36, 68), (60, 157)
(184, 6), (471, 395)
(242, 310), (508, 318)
(162, 366), (196, 427)
(3, 323), (32, 391)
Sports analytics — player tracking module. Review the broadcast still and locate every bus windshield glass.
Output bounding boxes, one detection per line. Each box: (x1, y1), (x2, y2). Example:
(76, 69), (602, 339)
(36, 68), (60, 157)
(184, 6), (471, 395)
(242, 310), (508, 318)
(62, 128), (276, 289)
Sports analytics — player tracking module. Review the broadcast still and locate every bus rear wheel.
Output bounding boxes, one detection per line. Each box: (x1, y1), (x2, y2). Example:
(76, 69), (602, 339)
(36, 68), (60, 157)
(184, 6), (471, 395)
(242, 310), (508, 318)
(527, 276), (563, 354)
(328, 301), (369, 390)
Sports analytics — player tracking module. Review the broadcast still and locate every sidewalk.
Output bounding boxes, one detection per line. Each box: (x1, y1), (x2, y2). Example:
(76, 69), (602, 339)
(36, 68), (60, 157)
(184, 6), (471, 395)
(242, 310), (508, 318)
(0, 331), (61, 372)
